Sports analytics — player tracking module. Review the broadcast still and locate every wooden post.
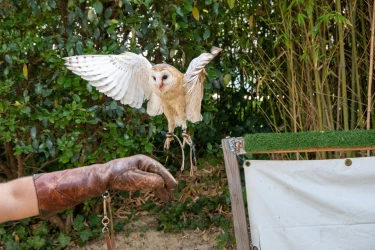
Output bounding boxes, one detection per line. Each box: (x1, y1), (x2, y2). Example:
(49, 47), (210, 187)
(221, 139), (251, 250)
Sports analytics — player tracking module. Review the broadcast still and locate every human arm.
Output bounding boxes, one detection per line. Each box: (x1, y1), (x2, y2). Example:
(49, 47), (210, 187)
(0, 176), (39, 223)
(0, 155), (177, 223)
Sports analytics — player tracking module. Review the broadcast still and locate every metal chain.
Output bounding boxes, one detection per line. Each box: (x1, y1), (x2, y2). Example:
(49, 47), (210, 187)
(102, 191), (110, 234)
(102, 191), (115, 250)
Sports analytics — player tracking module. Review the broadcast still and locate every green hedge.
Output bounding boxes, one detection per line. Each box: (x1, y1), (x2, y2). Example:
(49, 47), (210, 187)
(244, 130), (375, 153)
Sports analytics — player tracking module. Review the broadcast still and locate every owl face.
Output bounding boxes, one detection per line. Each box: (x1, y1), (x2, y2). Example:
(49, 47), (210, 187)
(150, 65), (177, 95)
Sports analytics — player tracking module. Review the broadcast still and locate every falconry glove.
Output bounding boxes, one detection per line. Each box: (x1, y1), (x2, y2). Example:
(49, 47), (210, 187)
(33, 155), (177, 218)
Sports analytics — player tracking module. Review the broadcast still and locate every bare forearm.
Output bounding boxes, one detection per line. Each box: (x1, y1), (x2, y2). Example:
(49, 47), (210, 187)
(0, 177), (39, 223)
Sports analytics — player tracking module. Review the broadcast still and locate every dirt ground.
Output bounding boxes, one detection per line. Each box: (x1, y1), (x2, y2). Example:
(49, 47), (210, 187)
(67, 215), (223, 250)
(67, 165), (234, 250)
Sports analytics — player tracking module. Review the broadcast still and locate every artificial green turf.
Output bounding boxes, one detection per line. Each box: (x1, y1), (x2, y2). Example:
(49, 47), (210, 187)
(244, 130), (375, 153)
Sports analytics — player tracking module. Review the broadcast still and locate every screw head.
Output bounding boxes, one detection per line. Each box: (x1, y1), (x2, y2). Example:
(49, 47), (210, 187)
(345, 159), (352, 166)
(245, 161), (251, 167)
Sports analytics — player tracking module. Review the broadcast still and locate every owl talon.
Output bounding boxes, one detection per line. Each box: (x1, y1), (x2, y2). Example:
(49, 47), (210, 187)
(182, 131), (197, 168)
(164, 133), (174, 150)
(182, 131), (192, 147)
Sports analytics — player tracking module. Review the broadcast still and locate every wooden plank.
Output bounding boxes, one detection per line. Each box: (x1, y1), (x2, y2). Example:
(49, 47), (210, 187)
(222, 138), (251, 250)
(243, 145), (375, 155)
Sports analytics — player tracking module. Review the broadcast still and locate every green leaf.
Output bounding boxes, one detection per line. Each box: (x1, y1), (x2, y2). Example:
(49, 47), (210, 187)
(94, 27), (100, 39)
(72, 94), (81, 102)
(70, 153), (80, 163)
(125, 3), (134, 15)
(227, 0), (235, 9)
(27, 236), (46, 249)
(68, 11), (75, 24)
(66, 37), (77, 52)
(60, 155), (70, 164)
(183, 1), (192, 12)
(178, 22), (188, 29)
(75, 41), (83, 55)
(4, 54), (12, 64)
(104, 7), (113, 19)
(161, 34), (168, 45)
(223, 74), (231, 86)
(93, 1), (103, 14)
(170, 49), (177, 58)
(144, 143), (153, 153)
(123, 140), (134, 146)
(49, 147), (56, 157)
(174, 5), (184, 16)
(160, 45), (169, 57)
(34, 84), (42, 94)
(58, 233), (71, 247)
(203, 112), (212, 124)
(46, 139), (53, 149)
(33, 222), (50, 236)
(152, 19), (159, 28)
(72, 214), (85, 231)
(88, 8), (96, 22)
(110, 101), (117, 109)
(116, 120), (125, 128)
(203, 29), (210, 40)
(88, 214), (101, 227)
(213, 2), (219, 14)
(297, 13), (306, 26)
(30, 126), (37, 139)
(86, 83), (92, 92)
(3, 66), (9, 75)
(107, 25), (117, 33)
(79, 230), (93, 242)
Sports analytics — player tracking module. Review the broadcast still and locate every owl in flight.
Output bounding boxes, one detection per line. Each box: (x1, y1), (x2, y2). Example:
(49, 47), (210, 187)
(64, 46), (222, 150)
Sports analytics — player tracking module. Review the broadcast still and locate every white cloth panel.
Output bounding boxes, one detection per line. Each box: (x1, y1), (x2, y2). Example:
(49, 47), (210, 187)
(244, 157), (375, 250)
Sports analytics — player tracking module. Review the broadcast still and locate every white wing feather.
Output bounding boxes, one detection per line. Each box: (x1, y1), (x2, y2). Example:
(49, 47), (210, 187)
(183, 47), (222, 122)
(147, 93), (164, 116)
(64, 52), (153, 109)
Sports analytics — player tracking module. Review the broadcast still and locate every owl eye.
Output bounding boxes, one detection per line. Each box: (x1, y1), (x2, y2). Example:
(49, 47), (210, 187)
(162, 75), (168, 80)
(152, 76), (156, 81)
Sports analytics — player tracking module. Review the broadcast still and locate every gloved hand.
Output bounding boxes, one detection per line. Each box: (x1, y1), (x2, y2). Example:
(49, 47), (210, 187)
(33, 155), (178, 217)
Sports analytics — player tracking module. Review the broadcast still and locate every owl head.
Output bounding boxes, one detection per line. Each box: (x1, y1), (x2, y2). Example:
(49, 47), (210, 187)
(150, 64), (183, 95)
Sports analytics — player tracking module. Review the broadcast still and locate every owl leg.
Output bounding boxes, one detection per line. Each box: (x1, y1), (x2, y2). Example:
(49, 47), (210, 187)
(182, 129), (192, 147)
(182, 128), (197, 168)
(164, 120), (175, 150)
(164, 132), (174, 150)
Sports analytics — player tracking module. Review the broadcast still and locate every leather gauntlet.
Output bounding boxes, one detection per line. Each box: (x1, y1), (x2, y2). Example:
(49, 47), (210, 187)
(33, 155), (177, 218)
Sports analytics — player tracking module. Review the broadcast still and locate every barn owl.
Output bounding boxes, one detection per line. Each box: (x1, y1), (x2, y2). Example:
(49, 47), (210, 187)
(64, 47), (222, 151)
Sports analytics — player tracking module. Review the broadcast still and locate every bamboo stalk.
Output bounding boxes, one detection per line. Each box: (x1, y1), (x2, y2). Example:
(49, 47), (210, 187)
(336, 0), (349, 131)
(367, 0), (375, 130)
(350, 1), (357, 130)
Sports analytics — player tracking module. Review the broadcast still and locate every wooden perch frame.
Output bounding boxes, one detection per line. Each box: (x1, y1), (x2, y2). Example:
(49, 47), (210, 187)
(222, 130), (375, 250)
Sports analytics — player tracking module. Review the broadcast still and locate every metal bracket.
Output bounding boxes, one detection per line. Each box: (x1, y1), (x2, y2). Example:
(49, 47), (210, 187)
(227, 137), (246, 155)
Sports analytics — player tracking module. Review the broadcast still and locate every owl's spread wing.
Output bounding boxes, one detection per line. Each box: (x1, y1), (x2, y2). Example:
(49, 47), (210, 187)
(64, 52), (154, 109)
(183, 47), (222, 122)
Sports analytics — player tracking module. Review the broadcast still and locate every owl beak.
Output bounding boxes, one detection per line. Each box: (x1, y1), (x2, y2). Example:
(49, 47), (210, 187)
(158, 83), (165, 91)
